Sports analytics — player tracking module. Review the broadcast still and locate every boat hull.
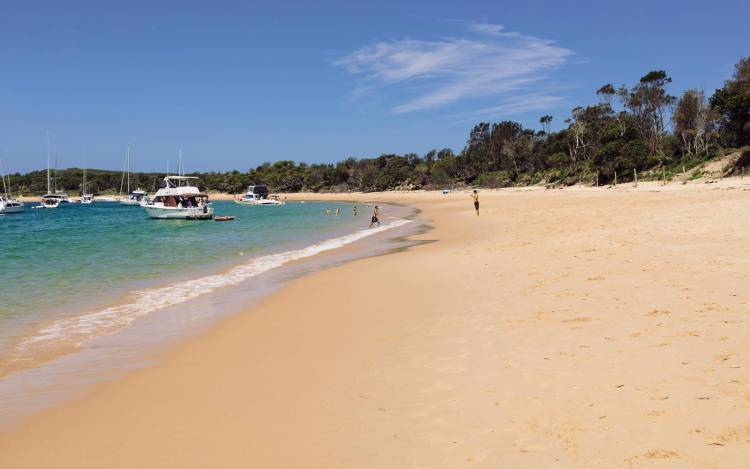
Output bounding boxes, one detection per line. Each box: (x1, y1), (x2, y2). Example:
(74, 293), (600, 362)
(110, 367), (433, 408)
(143, 205), (214, 220)
(0, 203), (25, 214)
(234, 199), (283, 205)
(119, 199), (142, 206)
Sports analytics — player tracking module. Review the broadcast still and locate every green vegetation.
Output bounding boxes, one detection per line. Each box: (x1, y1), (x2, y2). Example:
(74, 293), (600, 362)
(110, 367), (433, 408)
(7, 57), (750, 195)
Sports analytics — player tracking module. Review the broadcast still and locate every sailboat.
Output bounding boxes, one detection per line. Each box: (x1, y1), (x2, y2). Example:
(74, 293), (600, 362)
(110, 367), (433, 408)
(38, 134), (71, 209)
(0, 160), (25, 214)
(119, 144), (148, 206)
(81, 156), (94, 204)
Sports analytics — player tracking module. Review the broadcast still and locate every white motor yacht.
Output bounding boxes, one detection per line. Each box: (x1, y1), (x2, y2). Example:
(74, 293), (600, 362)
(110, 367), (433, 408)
(0, 196), (24, 214)
(37, 192), (69, 209)
(142, 176), (213, 220)
(234, 185), (284, 205)
(120, 188), (148, 206)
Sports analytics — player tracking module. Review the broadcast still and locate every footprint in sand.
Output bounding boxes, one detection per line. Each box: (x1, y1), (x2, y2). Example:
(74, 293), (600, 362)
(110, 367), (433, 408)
(562, 317), (591, 324)
(715, 352), (734, 362)
(644, 449), (680, 459)
(714, 423), (750, 444)
(646, 309), (671, 317)
(625, 449), (680, 465)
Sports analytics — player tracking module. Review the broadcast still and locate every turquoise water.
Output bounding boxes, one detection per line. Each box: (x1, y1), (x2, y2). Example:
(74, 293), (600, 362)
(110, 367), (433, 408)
(0, 200), (365, 350)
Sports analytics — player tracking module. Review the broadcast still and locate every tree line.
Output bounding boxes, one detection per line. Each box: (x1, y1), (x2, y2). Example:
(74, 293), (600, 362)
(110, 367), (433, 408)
(6, 56), (749, 195)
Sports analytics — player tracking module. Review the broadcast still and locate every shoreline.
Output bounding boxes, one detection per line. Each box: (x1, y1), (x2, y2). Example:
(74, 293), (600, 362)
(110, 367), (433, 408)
(1, 200), (406, 379)
(2, 185), (750, 467)
(0, 201), (420, 427)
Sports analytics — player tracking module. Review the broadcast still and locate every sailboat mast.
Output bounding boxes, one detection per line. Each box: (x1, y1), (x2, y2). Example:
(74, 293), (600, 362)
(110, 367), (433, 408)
(54, 152), (58, 192)
(46, 131), (51, 194)
(0, 159), (8, 197)
(127, 144), (131, 194)
(82, 154), (87, 195)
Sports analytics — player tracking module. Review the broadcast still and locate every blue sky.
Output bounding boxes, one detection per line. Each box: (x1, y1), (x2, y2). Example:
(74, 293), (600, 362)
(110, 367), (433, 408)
(1, 0), (749, 173)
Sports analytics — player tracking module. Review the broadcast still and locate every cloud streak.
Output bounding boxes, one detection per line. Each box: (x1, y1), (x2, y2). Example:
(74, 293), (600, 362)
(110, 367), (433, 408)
(335, 22), (573, 114)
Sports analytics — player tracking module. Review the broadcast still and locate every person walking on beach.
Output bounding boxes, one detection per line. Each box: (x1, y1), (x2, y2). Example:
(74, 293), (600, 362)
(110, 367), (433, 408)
(369, 205), (381, 228)
(471, 190), (479, 216)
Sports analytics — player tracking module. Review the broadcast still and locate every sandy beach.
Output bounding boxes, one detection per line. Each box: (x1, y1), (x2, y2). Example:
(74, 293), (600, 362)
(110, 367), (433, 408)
(2, 181), (750, 467)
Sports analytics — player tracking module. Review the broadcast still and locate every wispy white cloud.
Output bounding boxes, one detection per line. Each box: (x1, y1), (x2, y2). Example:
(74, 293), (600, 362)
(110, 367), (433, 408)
(335, 22), (573, 114)
(468, 22), (522, 38)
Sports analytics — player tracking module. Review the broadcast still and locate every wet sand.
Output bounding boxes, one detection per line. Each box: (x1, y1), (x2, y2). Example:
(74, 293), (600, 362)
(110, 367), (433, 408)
(2, 181), (750, 467)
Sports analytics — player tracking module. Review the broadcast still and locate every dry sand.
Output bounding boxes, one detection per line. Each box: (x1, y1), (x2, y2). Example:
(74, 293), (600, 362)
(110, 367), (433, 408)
(2, 182), (750, 468)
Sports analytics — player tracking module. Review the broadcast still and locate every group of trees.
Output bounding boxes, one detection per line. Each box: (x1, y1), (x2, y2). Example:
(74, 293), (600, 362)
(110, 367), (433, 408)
(6, 57), (750, 195)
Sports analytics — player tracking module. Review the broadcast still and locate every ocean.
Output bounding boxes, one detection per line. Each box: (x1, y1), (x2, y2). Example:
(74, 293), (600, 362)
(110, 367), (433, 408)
(0, 199), (411, 379)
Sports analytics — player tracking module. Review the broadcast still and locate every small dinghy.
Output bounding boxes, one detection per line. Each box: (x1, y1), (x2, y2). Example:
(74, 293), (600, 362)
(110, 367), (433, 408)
(215, 216), (235, 222)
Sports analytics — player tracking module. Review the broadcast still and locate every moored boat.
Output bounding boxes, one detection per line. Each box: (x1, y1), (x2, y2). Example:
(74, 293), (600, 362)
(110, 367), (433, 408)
(38, 133), (70, 209)
(0, 161), (24, 214)
(0, 196), (24, 214)
(81, 158), (94, 204)
(118, 144), (149, 206)
(38, 192), (69, 209)
(234, 185), (284, 205)
(142, 176), (213, 220)
(120, 188), (148, 206)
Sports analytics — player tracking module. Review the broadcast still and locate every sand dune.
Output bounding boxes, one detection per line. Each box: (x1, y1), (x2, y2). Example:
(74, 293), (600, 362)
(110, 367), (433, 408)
(2, 182), (750, 467)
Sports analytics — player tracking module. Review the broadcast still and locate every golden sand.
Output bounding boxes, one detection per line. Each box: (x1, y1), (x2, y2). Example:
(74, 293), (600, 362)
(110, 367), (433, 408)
(2, 181), (750, 467)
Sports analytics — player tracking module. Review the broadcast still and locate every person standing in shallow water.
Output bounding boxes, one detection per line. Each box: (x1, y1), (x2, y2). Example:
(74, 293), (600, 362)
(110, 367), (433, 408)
(369, 205), (381, 228)
(471, 190), (479, 216)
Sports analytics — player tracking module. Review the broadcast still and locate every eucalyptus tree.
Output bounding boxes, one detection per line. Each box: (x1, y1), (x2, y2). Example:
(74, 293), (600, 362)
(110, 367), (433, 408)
(710, 56), (750, 146)
(597, 83), (625, 136)
(618, 70), (677, 159)
(539, 115), (553, 135)
(672, 89), (716, 158)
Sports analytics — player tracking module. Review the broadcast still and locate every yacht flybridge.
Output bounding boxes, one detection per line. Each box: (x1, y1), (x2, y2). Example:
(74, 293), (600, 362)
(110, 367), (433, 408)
(142, 176), (213, 220)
